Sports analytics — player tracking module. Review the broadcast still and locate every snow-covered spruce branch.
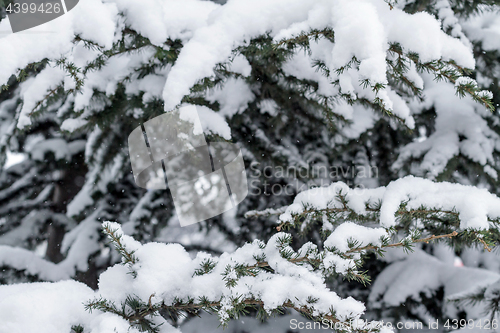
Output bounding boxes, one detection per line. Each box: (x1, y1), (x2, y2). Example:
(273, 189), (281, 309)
(270, 177), (500, 235)
(20, 57), (85, 117)
(27, 86), (62, 118)
(386, 43), (494, 111)
(240, 229), (460, 285)
(90, 218), (467, 333)
(91, 222), (387, 333)
(450, 280), (500, 323)
(93, 218), (465, 332)
(272, 201), (499, 251)
(272, 29), (494, 125)
(3, 0), (494, 133)
(30, 30), (178, 120)
(273, 205), (462, 232)
(76, 28), (181, 76)
(343, 231), (459, 253)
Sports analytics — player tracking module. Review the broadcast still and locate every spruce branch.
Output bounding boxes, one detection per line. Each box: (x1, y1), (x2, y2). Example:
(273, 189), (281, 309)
(86, 224), (460, 333)
(70, 324), (84, 333)
(384, 0), (396, 10)
(28, 85), (64, 117)
(451, 285), (500, 323)
(102, 222), (138, 266)
(86, 295), (163, 333)
(1, 59), (48, 90)
(160, 298), (347, 327)
(87, 295), (382, 332)
(344, 230), (459, 254)
(472, 231), (494, 252)
(260, 231), (457, 263)
(273, 28), (335, 50)
(55, 57), (84, 91)
(220, 230), (459, 286)
(388, 43), (494, 112)
(273, 205), (463, 232)
(193, 258), (217, 276)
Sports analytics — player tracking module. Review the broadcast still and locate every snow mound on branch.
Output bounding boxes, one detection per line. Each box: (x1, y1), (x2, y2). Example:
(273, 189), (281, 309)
(279, 176), (500, 229)
(195, 105), (232, 139)
(0, 278), (179, 333)
(324, 222), (387, 252)
(378, 176), (500, 229)
(0, 280), (94, 333)
(113, 0), (218, 45)
(206, 77), (255, 117)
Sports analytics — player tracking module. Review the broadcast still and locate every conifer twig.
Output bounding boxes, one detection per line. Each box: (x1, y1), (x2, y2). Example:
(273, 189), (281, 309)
(344, 230), (459, 253)
(476, 235), (493, 252)
(244, 231), (459, 270)
(273, 28), (335, 49)
(102, 223), (138, 265)
(28, 85), (61, 116)
(244, 206), (288, 219)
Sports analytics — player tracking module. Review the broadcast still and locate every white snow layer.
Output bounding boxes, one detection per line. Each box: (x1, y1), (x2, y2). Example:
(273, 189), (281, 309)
(0, 0), (483, 132)
(324, 222), (387, 252)
(0, 281), (95, 333)
(279, 176), (500, 230)
(0, 278), (179, 333)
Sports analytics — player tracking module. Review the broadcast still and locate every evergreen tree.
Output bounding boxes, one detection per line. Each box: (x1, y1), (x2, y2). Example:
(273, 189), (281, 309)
(1, 0), (500, 332)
